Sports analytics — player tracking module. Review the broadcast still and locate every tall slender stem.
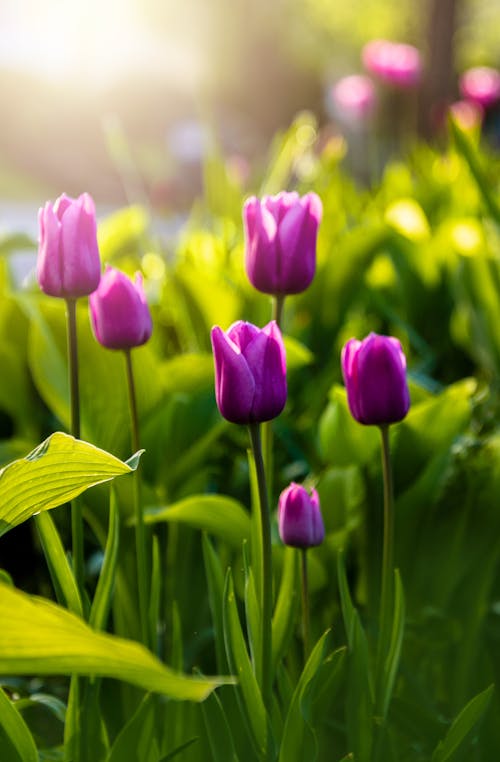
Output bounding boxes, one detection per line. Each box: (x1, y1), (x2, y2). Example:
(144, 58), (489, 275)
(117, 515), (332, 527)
(248, 423), (272, 713)
(376, 424), (395, 706)
(124, 349), (149, 646)
(263, 294), (286, 509)
(65, 298), (84, 595)
(272, 294), (285, 331)
(300, 548), (310, 663)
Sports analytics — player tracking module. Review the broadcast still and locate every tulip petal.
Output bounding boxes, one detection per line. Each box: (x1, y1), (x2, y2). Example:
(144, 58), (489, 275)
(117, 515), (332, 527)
(37, 204), (63, 297)
(244, 321), (286, 422)
(211, 326), (256, 424)
(243, 198), (279, 294)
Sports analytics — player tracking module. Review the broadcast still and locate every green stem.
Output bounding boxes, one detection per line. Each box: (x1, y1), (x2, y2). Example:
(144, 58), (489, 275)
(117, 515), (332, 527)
(300, 548), (310, 663)
(272, 294), (285, 331)
(262, 294), (285, 507)
(124, 349), (149, 646)
(248, 423), (273, 713)
(376, 424), (395, 707)
(65, 298), (84, 596)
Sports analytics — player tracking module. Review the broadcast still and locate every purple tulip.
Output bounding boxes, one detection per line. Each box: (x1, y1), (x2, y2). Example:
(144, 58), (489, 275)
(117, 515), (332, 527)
(341, 333), (410, 426)
(460, 66), (500, 109)
(210, 320), (287, 424)
(331, 74), (377, 123)
(89, 266), (152, 350)
(243, 191), (322, 296)
(37, 193), (101, 298)
(362, 39), (422, 89)
(278, 483), (325, 549)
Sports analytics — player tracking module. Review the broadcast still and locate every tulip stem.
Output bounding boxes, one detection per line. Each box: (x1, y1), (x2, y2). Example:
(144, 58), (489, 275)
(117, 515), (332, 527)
(300, 548), (310, 663)
(272, 294), (285, 331)
(124, 348), (149, 647)
(65, 298), (84, 596)
(376, 424), (395, 708)
(248, 422), (273, 714)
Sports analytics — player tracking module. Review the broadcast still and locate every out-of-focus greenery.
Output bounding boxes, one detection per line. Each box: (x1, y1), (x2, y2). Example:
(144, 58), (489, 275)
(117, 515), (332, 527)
(1, 111), (500, 759)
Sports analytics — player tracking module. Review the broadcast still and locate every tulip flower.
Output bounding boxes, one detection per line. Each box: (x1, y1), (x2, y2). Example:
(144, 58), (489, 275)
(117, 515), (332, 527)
(341, 333), (410, 426)
(243, 191), (322, 297)
(460, 66), (500, 109)
(362, 39), (422, 89)
(89, 266), (152, 350)
(331, 74), (377, 123)
(278, 483), (325, 549)
(37, 192), (101, 298)
(211, 320), (287, 424)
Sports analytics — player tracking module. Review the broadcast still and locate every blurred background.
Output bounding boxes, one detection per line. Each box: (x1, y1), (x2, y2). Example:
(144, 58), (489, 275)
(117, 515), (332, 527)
(1, 0), (500, 213)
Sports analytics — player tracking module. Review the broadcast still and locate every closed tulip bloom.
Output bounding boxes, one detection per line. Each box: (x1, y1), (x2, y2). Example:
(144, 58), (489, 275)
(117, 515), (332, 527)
(331, 74), (377, 122)
(211, 320), (286, 424)
(341, 333), (410, 426)
(243, 191), (322, 296)
(362, 39), (422, 89)
(90, 266), (152, 350)
(37, 193), (101, 298)
(278, 483), (325, 549)
(460, 66), (500, 109)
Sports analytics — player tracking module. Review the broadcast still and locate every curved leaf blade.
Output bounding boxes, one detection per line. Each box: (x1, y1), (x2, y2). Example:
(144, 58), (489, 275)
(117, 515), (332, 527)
(0, 686), (38, 762)
(0, 582), (234, 701)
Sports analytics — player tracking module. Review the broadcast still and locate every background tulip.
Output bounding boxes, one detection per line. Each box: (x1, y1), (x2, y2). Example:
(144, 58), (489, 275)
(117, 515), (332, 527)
(90, 266), (152, 350)
(243, 191), (322, 296)
(210, 320), (286, 424)
(459, 66), (500, 109)
(278, 483), (325, 549)
(341, 333), (410, 426)
(37, 192), (101, 298)
(362, 39), (422, 89)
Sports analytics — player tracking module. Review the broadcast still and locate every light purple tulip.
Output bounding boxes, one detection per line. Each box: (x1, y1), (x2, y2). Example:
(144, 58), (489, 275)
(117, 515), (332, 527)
(89, 266), (152, 350)
(210, 320), (287, 424)
(278, 483), (325, 549)
(331, 74), (377, 122)
(37, 193), (101, 298)
(243, 191), (322, 296)
(460, 66), (500, 109)
(341, 333), (410, 426)
(362, 39), (422, 89)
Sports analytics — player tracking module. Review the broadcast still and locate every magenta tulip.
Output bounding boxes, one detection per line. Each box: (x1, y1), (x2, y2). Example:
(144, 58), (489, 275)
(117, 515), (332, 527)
(341, 333), (410, 426)
(278, 483), (325, 549)
(211, 320), (287, 424)
(460, 66), (500, 109)
(37, 193), (101, 298)
(243, 191), (322, 296)
(362, 39), (422, 89)
(89, 266), (152, 350)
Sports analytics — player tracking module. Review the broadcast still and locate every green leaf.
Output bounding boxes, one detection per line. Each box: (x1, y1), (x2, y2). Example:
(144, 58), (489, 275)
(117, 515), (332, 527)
(89, 488), (120, 631)
(106, 694), (159, 762)
(223, 570), (268, 757)
(380, 570), (405, 719)
(0, 582), (233, 701)
(243, 542), (261, 677)
(0, 686), (38, 762)
(319, 386), (379, 467)
(283, 336), (314, 370)
(160, 738), (199, 762)
(431, 684), (494, 762)
(35, 511), (83, 617)
(0, 432), (135, 537)
(143, 495), (250, 548)
(201, 689), (240, 762)
(202, 534), (227, 673)
(278, 630), (332, 762)
(272, 547), (299, 670)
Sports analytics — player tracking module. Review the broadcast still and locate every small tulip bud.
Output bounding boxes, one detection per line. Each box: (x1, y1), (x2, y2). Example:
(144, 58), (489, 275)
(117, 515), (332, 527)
(37, 193), (101, 298)
(341, 333), (410, 426)
(89, 266), (152, 350)
(210, 320), (287, 424)
(362, 39), (422, 89)
(243, 191), (322, 296)
(278, 483), (325, 549)
(331, 74), (377, 123)
(459, 66), (500, 109)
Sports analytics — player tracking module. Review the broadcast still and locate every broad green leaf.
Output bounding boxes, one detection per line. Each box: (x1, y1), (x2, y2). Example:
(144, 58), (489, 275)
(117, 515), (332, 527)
(107, 694), (159, 762)
(89, 489), (120, 631)
(35, 511), (83, 616)
(431, 684), (494, 762)
(223, 570), (268, 757)
(143, 495), (250, 548)
(319, 386), (379, 467)
(272, 547), (299, 669)
(380, 570), (405, 719)
(201, 689), (240, 762)
(0, 686), (38, 762)
(278, 630), (331, 762)
(0, 432), (135, 537)
(283, 336), (314, 370)
(0, 582), (233, 701)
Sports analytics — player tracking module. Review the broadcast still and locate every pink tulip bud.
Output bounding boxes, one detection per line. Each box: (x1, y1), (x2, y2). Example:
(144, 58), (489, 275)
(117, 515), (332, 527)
(37, 193), (101, 298)
(459, 66), (500, 109)
(362, 39), (422, 89)
(341, 333), (410, 426)
(211, 320), (287, 424)
(89, 266), (152, 350)
(243, 191), (322, 296)
(278, 483), (325, 549)
(331, 74), (377, 122)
